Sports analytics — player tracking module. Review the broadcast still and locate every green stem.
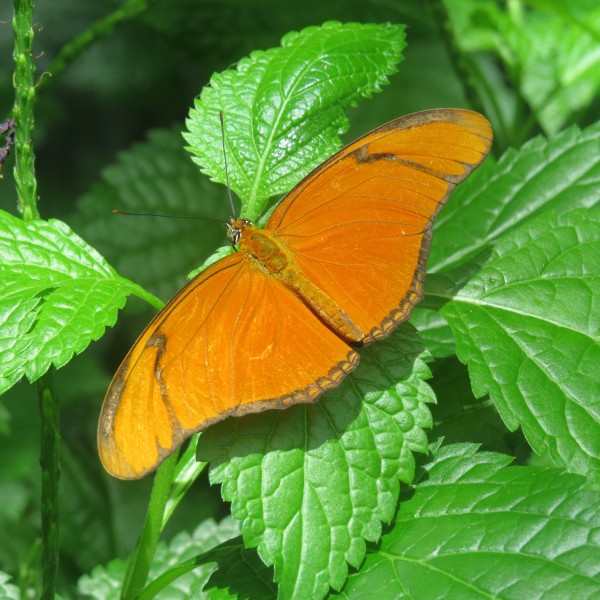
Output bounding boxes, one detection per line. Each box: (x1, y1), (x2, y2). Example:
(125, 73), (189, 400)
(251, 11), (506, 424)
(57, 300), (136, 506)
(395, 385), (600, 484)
(38, 371), (60, 600)
(164, 435), (206, 524)
(13, 2), (60, 598)
(38, 0), (151, 92)
(12, 0), (39, 220)
(129, 281), (165, 312)
(121, 452), (178, 599)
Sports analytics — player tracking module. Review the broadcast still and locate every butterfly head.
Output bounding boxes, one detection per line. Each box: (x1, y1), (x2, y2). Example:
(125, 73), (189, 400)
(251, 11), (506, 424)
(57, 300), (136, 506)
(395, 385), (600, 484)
(226, 217), (253, 246)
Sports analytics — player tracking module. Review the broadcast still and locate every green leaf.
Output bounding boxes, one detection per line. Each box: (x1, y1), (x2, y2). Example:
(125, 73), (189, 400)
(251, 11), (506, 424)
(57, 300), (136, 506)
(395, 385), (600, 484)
(185, 21), (406, 219)
(72, 128), (228, 301)
(77, 517), (239, 599)
(202, 538), (276, 600)
(410, 309), (456, 358)
(441, 208), (600, 481)
(444, 0), (600, 135)
(198, 325), (434, 600)
(428, 356), (520, 456)
(0, 211), (143, 394)
(334, 444), (600, 599)
(412, 121), (600, 357)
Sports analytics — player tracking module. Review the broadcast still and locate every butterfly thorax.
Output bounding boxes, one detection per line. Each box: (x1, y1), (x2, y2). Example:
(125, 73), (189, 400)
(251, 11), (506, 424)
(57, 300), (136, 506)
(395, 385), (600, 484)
(228, 218), (292, 275)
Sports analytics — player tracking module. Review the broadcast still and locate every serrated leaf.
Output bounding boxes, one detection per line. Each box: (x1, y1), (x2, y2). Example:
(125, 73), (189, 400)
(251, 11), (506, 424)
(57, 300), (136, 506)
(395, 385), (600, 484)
(185, 21), (406, 219)
(428, 356), (522, 456)
(0, 211), (141, 394)
(412, 121), (600, 357)
(334, 444), (600, 599)
(72, 128), (228, 300)
(441, 208), (600, 481)
(198, 325), (434, 600)
(78, 518), (239, 599)
(430, 122), (600, 273)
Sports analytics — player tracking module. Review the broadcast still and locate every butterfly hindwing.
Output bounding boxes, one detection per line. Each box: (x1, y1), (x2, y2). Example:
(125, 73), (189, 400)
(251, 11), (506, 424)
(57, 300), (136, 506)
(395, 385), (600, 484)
(99, 253), (358, 479)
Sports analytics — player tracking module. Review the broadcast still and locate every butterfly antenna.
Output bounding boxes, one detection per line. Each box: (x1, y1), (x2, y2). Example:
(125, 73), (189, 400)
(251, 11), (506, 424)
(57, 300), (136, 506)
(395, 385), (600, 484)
(219, 111), (237, 218)
(112, 209), (226, 224)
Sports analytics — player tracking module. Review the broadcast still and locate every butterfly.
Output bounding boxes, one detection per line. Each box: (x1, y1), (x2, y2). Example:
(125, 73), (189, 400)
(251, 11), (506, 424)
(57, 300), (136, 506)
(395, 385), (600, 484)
(98, 109), (493, 479)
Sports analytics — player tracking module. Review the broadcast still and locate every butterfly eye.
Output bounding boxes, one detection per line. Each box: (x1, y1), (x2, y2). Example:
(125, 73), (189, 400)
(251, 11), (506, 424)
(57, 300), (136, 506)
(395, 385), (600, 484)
(226, 218), (252, 245)
(226, 221), (242, 245)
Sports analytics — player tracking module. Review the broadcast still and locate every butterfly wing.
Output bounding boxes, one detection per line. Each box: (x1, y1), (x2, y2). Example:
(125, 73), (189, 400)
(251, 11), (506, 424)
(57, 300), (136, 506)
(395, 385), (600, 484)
(266, 109), (493, 343)
(99, 253), (359, 479)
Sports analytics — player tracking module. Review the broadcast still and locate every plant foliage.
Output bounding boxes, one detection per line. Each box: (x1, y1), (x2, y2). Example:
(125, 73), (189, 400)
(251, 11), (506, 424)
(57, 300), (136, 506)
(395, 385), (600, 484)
(0, 3), (598, 600)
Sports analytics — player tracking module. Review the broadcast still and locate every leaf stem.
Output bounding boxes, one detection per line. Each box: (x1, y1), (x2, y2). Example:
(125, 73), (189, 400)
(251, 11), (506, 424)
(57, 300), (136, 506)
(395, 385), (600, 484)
(128, 281), (165, 311)
(37, 371), (60, 600)
(12, 0), (39, 220)
(120, 452), (178, 599)
(38, 0), (152, 92)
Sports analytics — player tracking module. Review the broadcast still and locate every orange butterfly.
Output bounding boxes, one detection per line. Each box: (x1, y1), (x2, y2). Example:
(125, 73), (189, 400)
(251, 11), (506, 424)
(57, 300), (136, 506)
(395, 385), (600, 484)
(98, 109), (493, 479)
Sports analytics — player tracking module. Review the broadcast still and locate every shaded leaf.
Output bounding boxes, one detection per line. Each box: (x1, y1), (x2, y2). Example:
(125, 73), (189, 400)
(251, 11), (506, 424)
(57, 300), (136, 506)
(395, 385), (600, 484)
(203, 538), (276, 600)
(72, 128), (228, 301)
(78, 518), (239, 599)
(428, 356), (526, 457)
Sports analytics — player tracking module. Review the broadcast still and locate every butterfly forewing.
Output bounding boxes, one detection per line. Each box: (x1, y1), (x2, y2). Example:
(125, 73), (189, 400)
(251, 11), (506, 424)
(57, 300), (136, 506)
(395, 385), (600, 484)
(267, 109), (493, 342)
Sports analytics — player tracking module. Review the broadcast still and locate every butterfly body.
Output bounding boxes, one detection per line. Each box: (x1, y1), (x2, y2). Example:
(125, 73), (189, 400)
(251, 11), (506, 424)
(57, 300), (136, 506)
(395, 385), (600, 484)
(231, 217), (364, 342)
(99, 109), (493, 479)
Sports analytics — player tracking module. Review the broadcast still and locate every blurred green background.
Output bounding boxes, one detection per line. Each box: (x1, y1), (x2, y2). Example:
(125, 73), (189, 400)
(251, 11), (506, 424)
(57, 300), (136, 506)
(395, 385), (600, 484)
(1, 0), (598, 596)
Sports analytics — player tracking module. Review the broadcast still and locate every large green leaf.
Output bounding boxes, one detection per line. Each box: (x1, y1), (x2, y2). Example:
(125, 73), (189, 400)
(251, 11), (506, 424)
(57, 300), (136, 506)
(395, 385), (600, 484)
(441, 208), (600, 481)
(198, 325), (434, 600)
(200, 445), (600, 599)
(335, 444), (600, 599)
(185, 21), (406, 219)
(0, 211), (145, 394)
